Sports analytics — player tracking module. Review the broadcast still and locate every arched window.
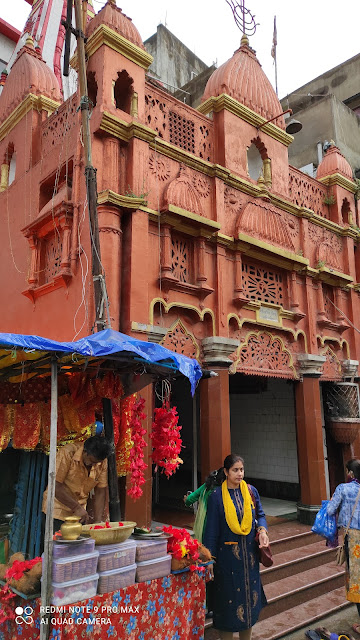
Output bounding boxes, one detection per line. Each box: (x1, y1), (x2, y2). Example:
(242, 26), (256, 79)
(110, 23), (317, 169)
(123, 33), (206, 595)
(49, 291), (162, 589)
(247, 143), (264, 182)
(87, 71), (98, 108)
(341, 198), (351, 225)
(113, 70), (133, 113)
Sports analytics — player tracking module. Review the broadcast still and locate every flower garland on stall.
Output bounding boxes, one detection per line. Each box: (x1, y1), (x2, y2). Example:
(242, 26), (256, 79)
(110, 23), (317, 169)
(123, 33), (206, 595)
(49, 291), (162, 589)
(162, 526), (205, 573)
(0, 556), (41, 625)
(150, 400), (183, 477)
(126, 396), (148, 500)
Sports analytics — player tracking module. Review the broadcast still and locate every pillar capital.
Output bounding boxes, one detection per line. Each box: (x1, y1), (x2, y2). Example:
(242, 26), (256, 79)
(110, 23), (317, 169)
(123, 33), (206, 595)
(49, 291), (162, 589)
(342, 359), (359, 379)
(297, 353), (326, 377)
(202, 336), (239, 367)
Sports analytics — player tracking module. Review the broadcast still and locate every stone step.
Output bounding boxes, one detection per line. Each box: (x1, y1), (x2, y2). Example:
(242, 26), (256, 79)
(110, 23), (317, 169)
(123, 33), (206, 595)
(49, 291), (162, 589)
(270, 530), (321, 555)
(204, 587), (351, 640)
(262, 562), (345, 619)
(261, 540), (338, 584)
(252, 586), (351, 640)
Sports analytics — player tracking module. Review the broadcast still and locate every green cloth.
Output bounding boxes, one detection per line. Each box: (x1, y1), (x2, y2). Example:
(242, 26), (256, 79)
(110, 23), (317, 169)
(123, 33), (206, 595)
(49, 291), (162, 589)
(185, 483), (213, 543)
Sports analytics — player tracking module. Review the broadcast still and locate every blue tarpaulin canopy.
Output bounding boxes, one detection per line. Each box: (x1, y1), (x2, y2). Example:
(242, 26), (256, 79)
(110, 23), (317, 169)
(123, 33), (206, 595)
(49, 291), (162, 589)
(0, 328), (202, 394)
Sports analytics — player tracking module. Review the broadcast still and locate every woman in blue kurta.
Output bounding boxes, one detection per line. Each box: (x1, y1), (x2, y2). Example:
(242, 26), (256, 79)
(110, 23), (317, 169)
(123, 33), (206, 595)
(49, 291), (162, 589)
(203, 454), (269, 640)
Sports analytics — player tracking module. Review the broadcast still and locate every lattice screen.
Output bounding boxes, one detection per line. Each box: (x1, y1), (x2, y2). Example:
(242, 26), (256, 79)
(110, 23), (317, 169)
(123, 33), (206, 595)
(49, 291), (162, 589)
(169, 111), (195, 154)
(324, 383), (360, 419)
(171, 235), (191, 283)
(43, 235), (62, 283)
(242, 262), (284, 305)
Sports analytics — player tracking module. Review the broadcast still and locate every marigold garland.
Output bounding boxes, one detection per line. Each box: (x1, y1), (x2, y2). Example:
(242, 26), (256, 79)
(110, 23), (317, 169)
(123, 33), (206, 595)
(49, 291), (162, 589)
(150, 401), (183, 477)
(162, 526), (204, 572)
(126, 396), (148, 501)
(0, 557), (41, 625)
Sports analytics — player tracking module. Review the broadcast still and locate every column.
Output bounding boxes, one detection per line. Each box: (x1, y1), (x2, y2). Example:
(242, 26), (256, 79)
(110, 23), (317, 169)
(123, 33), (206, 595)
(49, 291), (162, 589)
(200, 337), (239, 480)
(98, 204), (122, 330)
(295, 354), (327, 524)
(124, 383), (153, 528)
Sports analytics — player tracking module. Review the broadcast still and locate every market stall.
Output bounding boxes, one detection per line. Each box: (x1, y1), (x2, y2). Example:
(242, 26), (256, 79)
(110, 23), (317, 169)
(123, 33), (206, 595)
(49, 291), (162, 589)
(0, 329), (204, 639)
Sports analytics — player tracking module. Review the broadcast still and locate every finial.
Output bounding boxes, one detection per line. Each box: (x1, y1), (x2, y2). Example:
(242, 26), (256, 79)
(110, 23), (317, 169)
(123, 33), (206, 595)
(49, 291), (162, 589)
(241, 34), (249, 46)
(225, 0), (258, 38)
(107, 0), (117, 5)
(25, 33), (35, 49)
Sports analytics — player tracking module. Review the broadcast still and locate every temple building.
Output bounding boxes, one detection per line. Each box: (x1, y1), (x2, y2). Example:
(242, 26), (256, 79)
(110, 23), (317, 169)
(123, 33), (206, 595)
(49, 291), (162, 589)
(0, 0), (360, 527)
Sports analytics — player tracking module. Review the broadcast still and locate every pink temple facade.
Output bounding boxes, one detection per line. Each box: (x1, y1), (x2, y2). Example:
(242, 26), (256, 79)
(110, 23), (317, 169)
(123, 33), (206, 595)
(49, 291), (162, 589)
(1, 1), (360, 524)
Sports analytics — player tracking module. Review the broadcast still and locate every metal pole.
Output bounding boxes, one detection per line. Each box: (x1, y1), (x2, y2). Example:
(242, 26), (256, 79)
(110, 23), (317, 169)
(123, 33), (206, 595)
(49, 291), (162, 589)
(102, 398), (121, 521)
(40, 359), (58, 640)
(73, 0), (110, 332)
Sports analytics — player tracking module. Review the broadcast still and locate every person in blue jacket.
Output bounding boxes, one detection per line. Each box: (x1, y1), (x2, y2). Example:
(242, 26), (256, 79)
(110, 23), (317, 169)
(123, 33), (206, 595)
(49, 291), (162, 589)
(203, 453), (269, 640)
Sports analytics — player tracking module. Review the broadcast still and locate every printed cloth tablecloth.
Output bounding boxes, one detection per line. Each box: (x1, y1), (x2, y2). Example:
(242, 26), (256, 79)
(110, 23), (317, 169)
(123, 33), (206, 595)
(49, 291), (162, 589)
(0, 571), (206, 640)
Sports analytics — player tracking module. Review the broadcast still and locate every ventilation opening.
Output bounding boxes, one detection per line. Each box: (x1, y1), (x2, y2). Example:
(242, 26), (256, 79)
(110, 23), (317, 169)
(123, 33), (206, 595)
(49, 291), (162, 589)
(247, 144), (263, 181)
(114, 70), (134, 113)
(87, 71), (98, 108)
(341, 198), (351, 225)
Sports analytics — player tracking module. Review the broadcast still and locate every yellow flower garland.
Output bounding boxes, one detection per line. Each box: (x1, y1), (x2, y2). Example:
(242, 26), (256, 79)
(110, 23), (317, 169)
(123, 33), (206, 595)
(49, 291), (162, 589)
(222, 479), (253, 535)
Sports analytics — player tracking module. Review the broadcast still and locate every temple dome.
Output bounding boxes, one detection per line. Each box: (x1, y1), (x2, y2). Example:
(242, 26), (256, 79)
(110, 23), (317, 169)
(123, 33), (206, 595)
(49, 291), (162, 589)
(202, 35), (285, 129)
(87, 0), (145, 50)
(317, 143), (353, 181)
(0, 35), (61, 123)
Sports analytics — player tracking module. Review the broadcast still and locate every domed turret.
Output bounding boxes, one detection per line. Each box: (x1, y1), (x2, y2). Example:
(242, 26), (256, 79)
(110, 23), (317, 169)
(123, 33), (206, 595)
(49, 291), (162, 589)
(87, 0), (145, 50)
(0, 35), (61, 123)
(202, 35), (285, 129)
(317, 143), (353, 181)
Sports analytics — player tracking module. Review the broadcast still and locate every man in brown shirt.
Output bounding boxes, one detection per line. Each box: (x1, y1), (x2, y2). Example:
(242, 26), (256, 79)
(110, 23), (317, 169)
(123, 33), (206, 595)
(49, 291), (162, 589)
(42, 435), (112, 534)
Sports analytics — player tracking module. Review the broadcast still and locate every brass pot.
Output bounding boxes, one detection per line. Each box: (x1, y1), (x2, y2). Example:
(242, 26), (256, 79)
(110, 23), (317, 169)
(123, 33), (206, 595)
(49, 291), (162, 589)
(60, 516), (82, 540)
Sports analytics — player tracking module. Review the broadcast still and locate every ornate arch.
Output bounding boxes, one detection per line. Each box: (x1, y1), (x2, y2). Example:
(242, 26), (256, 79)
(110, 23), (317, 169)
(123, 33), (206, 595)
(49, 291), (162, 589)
(229, 330), (297, 378)
(161, 319), (200, 359)
(149, 298), (215, 335)
(320, 345), (342, 381)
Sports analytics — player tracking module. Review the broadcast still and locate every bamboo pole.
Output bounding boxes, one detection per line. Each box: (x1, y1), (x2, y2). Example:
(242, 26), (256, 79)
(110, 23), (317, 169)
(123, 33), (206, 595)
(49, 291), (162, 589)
(40, 359), (58, 640)
(102, 398), (121, 521)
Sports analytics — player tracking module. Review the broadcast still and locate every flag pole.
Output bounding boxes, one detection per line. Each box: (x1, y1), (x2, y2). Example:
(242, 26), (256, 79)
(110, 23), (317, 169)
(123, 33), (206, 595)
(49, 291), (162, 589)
(271, 15), (278, 96)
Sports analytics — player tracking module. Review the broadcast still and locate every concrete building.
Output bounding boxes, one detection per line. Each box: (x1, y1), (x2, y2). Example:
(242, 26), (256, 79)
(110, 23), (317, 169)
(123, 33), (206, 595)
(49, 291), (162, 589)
(0, 19), (20, 75)
(280, 53), (360, 178)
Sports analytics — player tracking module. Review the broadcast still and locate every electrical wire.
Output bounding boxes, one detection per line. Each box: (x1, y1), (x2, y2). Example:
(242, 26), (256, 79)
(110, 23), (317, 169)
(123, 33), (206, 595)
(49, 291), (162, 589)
(73, 199), (90, 340)
(325, 296), (360, 336)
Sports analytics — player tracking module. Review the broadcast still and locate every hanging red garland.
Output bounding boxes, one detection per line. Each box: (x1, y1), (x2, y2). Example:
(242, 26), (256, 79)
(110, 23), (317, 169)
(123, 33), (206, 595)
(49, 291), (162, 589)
(126, 396), (148, 501)
(150, 400), (183, 478)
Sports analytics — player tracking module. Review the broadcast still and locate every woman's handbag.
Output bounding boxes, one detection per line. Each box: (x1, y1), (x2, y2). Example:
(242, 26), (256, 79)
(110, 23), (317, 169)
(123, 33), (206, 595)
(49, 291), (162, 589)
(336, 487), (360, 566)
(255, 530), (273, 567)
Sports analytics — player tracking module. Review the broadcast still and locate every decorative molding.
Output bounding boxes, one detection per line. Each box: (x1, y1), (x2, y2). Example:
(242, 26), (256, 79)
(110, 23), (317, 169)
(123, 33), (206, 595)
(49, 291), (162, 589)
(297, 353), (326, 377)
(97, 189), (146, 210)
(229, 331), (297, 378)
(316, 265), (353, 287)
(237, 232), (309, 270)
(161, 204), (220, 236)
(149, 153), (171, 182)
(342, 360), (359, 379)
(161, 319), (200, 360)
(318, 172), (357, 194)
(202, 336), (240, 366)
(164, 165), (203, 216)
(72, 24), (153, 70)
(227, 313), (308, 351)
(0, 94), (60, 142)
(236, 200), (295, 252)
(197, 94), (293, 147)
(320, 345), (342, 380)
(149, 297), (216, 336)
(131, 322), (167, 343)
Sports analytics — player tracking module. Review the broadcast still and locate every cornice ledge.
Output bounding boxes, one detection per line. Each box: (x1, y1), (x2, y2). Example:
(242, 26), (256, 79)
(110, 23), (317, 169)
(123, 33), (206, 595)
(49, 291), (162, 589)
(237, 232), (309, 269)
(318, 172), (356, 193)
(0, 94), (60, 142)
(317, 265), (353, 286)
(99, 112), (157, 143)
(161, 204), (220, 234)
(98, 189), (146, 209)
(71, 24), (153, 70)
(198, 94), (293, 147)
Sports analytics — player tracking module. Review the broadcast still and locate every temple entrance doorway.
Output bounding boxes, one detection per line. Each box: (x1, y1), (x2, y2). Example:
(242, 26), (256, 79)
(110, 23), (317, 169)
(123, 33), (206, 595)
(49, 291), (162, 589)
(229, 374), (300, 502)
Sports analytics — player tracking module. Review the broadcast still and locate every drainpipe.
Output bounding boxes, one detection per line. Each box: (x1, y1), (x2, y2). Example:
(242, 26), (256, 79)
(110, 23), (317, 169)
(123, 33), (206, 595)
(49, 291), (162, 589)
(317, 141), (323, 166)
